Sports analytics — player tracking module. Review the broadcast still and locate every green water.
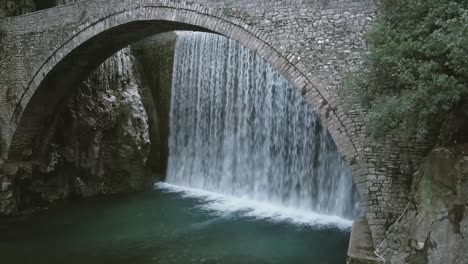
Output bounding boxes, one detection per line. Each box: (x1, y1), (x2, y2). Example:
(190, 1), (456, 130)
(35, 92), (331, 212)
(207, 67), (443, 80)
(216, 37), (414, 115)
(0, 189), (350, 264)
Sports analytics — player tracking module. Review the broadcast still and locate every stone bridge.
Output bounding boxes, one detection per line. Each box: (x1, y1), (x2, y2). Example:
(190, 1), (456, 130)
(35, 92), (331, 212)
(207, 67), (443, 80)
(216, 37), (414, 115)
(0, 0), (432, 245)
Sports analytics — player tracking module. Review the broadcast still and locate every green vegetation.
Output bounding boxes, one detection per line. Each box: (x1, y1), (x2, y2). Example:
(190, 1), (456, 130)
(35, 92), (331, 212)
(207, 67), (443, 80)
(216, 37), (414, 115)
(344, 0), (468, 139)
(222, 7), (233, 17)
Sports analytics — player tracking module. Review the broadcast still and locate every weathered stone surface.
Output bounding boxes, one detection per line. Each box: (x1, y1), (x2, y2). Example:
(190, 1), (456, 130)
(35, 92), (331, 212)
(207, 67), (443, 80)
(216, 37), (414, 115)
(0, 0), (35, 18)
(347, 217), (383, 264)
(3, 48), (152, 213)
(0, 164), (16, 214)
(0, 0), (172, 215)
(132, 32), (177, 179)
(0, 0), (435, 245)
(49, 48), (151, 196)
(377, 144), (468, 264)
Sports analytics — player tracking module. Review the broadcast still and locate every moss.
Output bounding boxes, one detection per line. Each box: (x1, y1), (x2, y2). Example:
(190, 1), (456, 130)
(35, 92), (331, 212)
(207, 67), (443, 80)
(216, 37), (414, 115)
(222, 7), (233, 16)
(113, 101), (131, 122)
(79, 9), (87, 20)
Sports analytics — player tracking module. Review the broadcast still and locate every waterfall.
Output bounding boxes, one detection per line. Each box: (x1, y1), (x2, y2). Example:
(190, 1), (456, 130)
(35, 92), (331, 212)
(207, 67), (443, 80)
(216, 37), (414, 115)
(165, 32), (361, 220)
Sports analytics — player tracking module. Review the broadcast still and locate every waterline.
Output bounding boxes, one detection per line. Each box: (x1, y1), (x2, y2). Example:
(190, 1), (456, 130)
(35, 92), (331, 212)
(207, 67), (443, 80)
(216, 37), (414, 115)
(0, 189), (351, 264)
(156, 182), (353, 229)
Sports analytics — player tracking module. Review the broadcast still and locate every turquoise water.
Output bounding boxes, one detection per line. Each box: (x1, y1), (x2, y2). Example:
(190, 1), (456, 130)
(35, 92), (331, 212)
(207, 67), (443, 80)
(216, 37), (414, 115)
(0, 187), (350, 264)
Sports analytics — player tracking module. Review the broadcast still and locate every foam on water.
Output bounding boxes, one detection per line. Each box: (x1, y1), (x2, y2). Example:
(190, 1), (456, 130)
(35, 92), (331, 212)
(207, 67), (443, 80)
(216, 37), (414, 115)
(156, 182), (353, 230)
(165, 31), (361, 224)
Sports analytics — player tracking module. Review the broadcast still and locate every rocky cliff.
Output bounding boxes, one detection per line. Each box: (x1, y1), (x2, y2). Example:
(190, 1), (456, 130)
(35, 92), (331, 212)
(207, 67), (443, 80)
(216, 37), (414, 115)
(377, 145), (468, 263)
(132, 33), (176, 180)
(377, 106), (468, 264)
(1, 48), (155, 214)
(0, 1), (175, 215)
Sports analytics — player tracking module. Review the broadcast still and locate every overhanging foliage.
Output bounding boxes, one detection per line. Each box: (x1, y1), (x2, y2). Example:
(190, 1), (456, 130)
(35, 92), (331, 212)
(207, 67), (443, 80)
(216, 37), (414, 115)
(344, 0), (468, 139)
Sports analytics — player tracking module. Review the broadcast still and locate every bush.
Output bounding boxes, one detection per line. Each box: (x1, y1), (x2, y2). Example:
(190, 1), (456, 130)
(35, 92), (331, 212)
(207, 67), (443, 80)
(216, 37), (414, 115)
(344, 0), (468, 139)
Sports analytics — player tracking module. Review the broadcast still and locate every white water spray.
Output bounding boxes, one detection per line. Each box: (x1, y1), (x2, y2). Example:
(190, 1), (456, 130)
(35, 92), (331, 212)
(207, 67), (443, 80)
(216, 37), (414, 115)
(165, 32), (361, 221)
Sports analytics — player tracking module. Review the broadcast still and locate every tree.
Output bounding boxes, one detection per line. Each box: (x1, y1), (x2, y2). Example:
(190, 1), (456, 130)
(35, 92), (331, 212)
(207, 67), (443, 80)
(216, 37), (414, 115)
(344, 0), (468, 139)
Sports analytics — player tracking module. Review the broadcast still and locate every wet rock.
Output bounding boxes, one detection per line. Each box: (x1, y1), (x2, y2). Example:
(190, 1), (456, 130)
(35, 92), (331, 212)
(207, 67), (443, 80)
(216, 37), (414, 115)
(0, 172), (16, 215)
(3, 48), (153, 214)
(0, 24), (178, 216)
(347, 217), (383, 264)
(378, 145), (468, 264)
(48, 48), (152, 197)
(132, 32), (176, 180)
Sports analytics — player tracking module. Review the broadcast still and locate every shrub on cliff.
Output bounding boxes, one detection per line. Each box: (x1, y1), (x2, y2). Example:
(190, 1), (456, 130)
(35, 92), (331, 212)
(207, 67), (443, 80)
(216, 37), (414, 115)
(344, 0), (468, 139)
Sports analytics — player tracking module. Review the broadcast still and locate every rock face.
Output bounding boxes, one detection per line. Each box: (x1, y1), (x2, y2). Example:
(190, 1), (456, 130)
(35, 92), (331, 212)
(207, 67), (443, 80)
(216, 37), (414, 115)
(131, 33), (176, 179)
(0, 163), (17, 214)
(0, 0), (174, 216)
(378, 144), (468, 263)
(377, 104), (468, 264)
(0, 23), (178, 215)
(347, 218), (383, 264)
(8, 48), (152, 212)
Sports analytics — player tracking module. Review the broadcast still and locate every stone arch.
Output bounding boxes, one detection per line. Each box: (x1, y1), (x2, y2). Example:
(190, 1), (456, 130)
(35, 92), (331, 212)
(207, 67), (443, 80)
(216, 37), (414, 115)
(7, 0), (360, 180)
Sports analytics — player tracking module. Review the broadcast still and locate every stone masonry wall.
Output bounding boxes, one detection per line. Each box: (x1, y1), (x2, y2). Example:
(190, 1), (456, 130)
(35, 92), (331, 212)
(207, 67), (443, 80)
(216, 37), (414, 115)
(0, 0), (158, 215)
(0, 0), (35, 18)
(0, 0), (435, 244)
(185, 0), (434, 243)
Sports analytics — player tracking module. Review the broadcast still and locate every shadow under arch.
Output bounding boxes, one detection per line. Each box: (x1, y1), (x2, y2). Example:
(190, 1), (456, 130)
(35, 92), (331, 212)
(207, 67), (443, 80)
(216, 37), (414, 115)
(7, 2), (359, 181)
